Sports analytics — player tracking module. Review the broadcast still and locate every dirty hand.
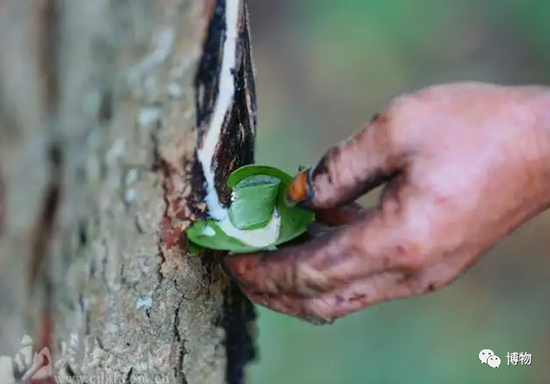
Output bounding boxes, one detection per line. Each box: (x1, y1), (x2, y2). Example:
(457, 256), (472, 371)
(224, 82), (550, 324)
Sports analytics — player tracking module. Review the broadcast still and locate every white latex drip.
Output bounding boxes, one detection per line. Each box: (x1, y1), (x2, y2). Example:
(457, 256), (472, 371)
(196, 0), (281, 248)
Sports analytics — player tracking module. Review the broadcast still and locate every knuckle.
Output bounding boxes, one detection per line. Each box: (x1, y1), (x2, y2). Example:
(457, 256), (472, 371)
(396, 273), (432, 297)
(295, 254), (332, 295)
(301, 314), (334, 325)
(415, 275), (452, 296)
(419, 257), (469, 293)
(384, 93), (418, 129)
(248, 294), (269, 308)
(390, 241), (431, 273)
(383, 88), (437, 149)
(302, 299), (337, 325)
(393, 213), (443, 272)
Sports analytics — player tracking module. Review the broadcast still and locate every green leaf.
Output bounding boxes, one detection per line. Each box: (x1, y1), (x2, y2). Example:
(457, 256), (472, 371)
(186, 220), (265, 253)
(229, 175), (281, 230)
(186, 165), (315, 253)
(187, 241), (205, 255)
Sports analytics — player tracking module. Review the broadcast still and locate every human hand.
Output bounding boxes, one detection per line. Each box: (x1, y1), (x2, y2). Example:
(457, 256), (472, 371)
(223, 82), (550, 324)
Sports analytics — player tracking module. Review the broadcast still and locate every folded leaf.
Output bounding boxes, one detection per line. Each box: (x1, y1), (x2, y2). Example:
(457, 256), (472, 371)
(229, 175), (281, 230)
(186, 165), (315, 253)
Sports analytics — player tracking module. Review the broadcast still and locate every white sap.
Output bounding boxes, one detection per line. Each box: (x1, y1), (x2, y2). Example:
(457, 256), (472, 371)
(196, 0), (281, 248)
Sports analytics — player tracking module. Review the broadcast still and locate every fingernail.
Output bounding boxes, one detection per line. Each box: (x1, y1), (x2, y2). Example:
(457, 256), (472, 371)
(285, 168), (314, 207)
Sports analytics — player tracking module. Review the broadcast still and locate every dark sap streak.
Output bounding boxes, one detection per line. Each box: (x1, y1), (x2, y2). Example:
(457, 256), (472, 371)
(194, 0), (226, 144)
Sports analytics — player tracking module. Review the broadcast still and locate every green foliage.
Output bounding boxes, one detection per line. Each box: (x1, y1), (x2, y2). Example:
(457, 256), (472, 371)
(186, 165), (314, 253)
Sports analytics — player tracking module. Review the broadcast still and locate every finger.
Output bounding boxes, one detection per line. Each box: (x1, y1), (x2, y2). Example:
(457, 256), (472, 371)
(285, 112), (406, 209)
(276, 214), (348, 248)
(240, 258), (463, 325)
(304, 222), (334, 238)
(277, 222), (336, 248)
(266, 215), (349, 255)
(224, 204), (422, 297)
(241, 280), (372, 324)
(301, 201), (366, 239)
(314, 201), (366, 226)
(241, 289), (336, 325)
(240, 271), (404, 324)
(224, 224), (364, 297)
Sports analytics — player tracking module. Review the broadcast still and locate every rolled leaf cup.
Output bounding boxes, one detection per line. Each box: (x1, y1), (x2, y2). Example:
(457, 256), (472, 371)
(186, 165), (315, 253)
(228, 175), (281, 230)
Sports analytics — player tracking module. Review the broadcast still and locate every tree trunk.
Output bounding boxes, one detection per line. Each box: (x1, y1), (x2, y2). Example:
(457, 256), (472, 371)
(0, 0), (257, 383)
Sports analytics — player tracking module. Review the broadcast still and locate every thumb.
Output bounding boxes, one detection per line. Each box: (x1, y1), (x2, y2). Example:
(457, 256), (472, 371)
(285, 112), (406, 209)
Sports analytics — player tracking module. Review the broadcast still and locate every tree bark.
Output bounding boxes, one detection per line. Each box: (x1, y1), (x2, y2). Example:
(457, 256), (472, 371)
(0, 0), (257, 383)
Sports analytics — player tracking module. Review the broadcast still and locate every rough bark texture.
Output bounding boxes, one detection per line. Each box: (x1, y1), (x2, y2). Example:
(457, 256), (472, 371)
(0, 0), (257, 383)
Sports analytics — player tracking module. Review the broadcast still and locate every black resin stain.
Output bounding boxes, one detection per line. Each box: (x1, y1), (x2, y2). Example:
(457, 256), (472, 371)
(193, 1), (258, 384)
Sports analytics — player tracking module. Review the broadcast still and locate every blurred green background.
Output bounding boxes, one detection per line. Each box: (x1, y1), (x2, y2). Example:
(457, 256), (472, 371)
(244, 1), (550, 383)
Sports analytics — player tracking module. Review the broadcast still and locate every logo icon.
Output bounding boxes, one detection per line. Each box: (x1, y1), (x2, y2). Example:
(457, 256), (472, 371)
(479, 349), (500, 369)
(487, 355), (501, 368)
(479, 349), (494, 364)
(0, 335), (57, 384)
